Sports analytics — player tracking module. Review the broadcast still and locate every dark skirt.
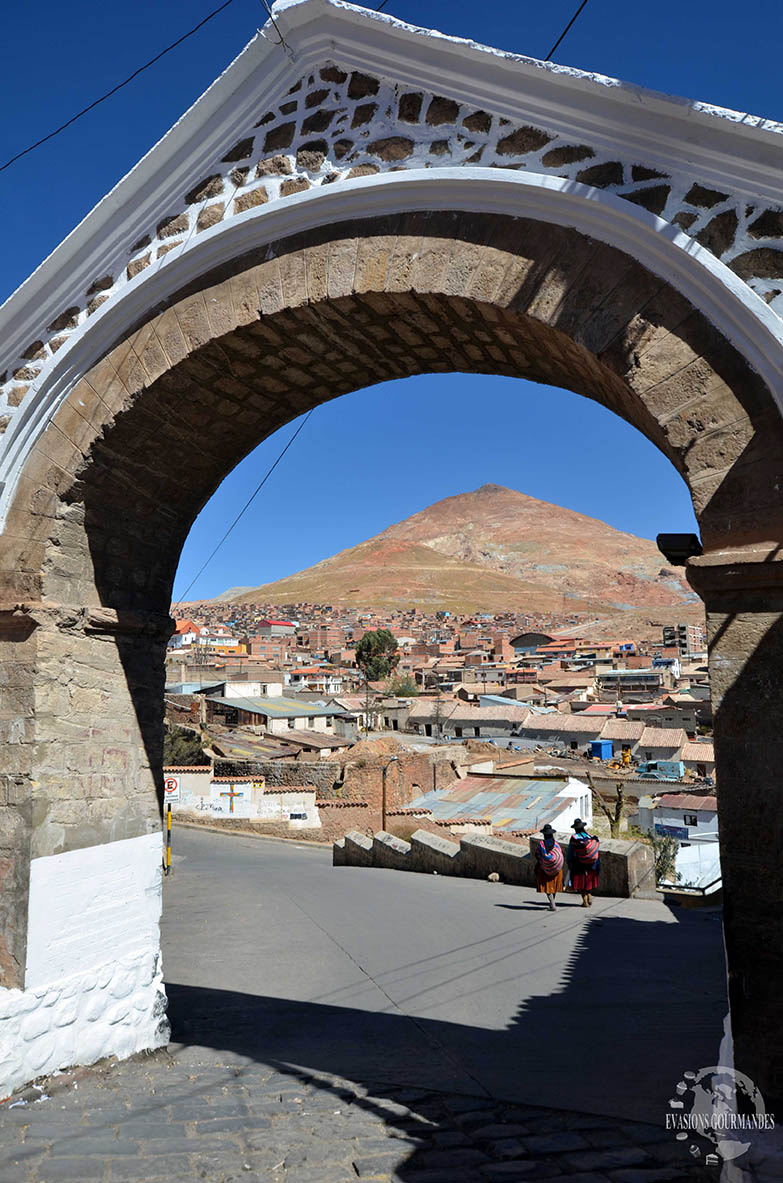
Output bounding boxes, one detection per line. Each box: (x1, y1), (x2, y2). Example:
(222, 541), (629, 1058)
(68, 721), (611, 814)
(536, 867), (564, 893)
(570, 866), (600, 892)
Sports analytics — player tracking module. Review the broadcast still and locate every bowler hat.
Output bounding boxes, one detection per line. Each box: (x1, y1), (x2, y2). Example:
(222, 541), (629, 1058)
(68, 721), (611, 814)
(571, 818), (586, 831)
(541, 823), (555, 835)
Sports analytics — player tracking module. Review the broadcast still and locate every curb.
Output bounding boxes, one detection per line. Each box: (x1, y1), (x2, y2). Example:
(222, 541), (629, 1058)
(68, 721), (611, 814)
(172, 818), (332, 849)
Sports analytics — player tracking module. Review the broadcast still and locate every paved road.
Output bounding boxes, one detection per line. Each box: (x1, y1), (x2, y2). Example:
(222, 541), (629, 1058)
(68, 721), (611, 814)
(2, 826), (774, 1182)
(163, 828), (727, 1123)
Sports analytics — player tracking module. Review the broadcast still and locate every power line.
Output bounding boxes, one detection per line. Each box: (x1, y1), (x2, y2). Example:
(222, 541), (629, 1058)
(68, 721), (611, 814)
(174, 409), (315, 608)
(258, 0), (294, 53)
(0, 0), (237, 175)
(545, 0), (591, 60)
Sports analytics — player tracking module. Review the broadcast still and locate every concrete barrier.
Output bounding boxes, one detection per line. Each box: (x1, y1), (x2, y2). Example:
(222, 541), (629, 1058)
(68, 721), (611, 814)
(409, 830), (461, 875)
(344, 831), (373, 867)
(459, 834), (536, 887)
(335, 828), (655, 898)
(372, 832), (412, 871)
(597, 838), (655, 897)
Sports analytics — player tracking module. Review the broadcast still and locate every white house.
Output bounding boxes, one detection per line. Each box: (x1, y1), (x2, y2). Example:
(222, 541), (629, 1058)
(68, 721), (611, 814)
(636, 793), (718, 843)
(223, 677), (284, 700)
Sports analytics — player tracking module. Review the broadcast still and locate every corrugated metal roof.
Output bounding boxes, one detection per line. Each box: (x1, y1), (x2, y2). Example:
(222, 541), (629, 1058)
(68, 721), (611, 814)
(207, 695), (345, 718)
(657, 793), (717, 811)
(407, 775), (585, 832)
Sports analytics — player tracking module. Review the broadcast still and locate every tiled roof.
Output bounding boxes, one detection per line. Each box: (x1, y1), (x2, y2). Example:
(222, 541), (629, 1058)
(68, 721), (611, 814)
(316, 799), (369, 808)
(638, 727), (689, 749)
(436, 816), (492, 826)
(163, 765), (211, 772)
(599, 720), (645, 741)
(681, 742), (715, 762)
(520, 714), (601, 734)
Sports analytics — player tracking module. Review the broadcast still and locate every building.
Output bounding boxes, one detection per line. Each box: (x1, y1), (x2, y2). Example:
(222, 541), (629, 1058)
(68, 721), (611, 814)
(256, 619), (297, 637)
(662, 622), (706, 655)
(637, 727), (688, 763)
(406, 699), (531, 739)
(516, 712), (604, 751)
(598, 718), (645, 756)
(596, 668), (670, 702)
(205, 694), (345, 735)
(636, 793), (721, 894)
(406, 773), (592, 835)
(680, 741), (716, 778)
(636, 793), (718, 844)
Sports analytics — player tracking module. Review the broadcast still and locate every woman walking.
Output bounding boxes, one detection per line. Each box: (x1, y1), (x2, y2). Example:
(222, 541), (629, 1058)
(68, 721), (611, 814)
(567, 819), (600, 907)
(535, 823), (564, 911)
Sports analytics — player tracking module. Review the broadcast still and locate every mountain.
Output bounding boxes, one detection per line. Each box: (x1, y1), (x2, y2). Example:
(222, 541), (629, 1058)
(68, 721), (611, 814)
(217, 485), (697, 616)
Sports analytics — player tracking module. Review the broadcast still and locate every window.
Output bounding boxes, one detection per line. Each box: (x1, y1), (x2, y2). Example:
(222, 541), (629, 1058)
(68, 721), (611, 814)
(684, 814), (698, 827)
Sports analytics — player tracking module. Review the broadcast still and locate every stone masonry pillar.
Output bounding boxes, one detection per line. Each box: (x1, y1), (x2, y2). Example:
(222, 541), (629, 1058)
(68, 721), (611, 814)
(688, 553), (783, 1111)
(0, 602), (172, 1098)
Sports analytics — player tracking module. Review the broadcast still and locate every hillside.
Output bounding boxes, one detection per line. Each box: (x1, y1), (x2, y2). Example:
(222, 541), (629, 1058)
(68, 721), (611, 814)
(218, 485), (697, 615)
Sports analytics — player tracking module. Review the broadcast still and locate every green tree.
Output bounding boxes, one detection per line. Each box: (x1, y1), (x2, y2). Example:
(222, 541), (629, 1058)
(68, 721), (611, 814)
(651, 834), (681, 885)
(355, 629), (399, 681)
(386, 674), (419, 697)
(163, 725), (209, 766)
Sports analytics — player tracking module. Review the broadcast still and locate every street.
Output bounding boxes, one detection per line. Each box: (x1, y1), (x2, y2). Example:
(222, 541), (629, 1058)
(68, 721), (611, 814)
(0, 826), (733, 1181)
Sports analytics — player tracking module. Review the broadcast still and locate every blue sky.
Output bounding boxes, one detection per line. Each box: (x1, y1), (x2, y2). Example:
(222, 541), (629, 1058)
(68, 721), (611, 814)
(2, 1), (781, 600)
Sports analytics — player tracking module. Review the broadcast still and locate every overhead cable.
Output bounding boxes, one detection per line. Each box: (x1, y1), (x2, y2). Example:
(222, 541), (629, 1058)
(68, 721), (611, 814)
(174, 409), (315, 608)
(0, 0), (237, 175)
(258, 0), (294, 54)
(545, 0), (591, 60)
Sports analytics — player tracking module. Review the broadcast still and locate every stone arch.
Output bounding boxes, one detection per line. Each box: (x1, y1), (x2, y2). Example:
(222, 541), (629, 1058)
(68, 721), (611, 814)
(3, 198), (783, 1100)
(2, 0), (783, 1111)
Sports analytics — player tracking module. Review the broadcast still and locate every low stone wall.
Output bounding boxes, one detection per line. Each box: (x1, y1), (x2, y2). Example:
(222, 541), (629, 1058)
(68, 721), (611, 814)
(333, 830), (654, 898)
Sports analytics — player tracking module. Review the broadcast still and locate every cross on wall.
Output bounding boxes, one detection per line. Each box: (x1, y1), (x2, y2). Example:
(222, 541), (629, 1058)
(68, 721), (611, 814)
(219, 786), (244, 813)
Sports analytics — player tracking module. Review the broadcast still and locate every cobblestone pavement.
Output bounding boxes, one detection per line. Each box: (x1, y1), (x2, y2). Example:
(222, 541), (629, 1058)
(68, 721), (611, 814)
(0, 1046), (737, 1183)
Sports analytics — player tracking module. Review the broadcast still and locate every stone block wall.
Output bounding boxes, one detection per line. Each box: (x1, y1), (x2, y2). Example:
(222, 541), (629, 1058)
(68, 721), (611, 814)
(334, 829), (652, 898)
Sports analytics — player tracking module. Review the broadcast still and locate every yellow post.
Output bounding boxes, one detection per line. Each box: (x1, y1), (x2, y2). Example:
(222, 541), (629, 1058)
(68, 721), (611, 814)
(165, 803), (172, 876)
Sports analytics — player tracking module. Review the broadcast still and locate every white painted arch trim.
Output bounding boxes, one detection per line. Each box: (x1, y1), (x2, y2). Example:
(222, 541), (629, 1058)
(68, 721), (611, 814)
(2, 167), (783, 528)
(3, 0), (782, 389)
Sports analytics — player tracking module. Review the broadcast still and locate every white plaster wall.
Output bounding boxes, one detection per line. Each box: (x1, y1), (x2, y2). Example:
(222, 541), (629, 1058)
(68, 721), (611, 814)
(0, 832), (167, 1100)
(255, 790), (320, 828)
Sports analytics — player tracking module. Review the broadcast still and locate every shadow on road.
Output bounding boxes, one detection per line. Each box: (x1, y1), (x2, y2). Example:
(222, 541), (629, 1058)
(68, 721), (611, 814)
(166, 907), (726, 1179)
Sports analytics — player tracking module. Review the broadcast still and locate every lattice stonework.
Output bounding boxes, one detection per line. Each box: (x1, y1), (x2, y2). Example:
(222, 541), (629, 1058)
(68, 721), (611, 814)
(2, 59), (782, 432)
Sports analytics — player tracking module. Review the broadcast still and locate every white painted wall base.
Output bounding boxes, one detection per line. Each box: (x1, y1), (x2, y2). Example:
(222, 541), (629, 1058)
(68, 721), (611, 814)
(0, 832), (168, 1099)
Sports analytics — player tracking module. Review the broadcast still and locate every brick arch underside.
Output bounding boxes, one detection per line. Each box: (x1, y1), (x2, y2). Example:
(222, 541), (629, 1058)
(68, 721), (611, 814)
(7, 211), (783, 615)
(2, 210), (783, 984)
